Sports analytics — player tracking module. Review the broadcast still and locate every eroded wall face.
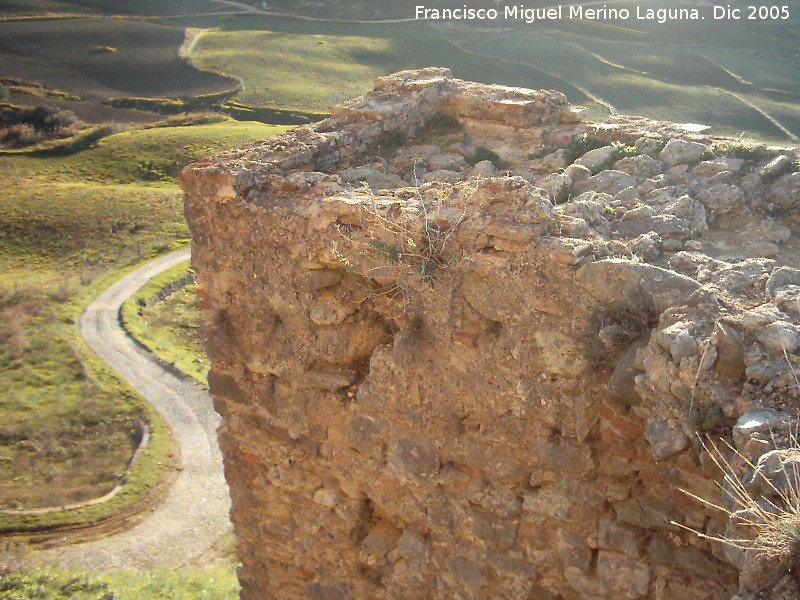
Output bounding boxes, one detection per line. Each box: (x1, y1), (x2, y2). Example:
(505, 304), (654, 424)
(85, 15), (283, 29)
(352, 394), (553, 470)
(185, 192), (735, 599)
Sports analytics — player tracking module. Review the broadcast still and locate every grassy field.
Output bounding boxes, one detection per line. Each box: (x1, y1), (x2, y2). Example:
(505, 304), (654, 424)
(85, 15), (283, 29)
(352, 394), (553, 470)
(122, 262), (209, 385)
(0, 567), (238, 599)
(184, 8), (800, 143)
(0, 258), (179, 530)
(0, 119), (287, 524)
(0, 18), (237, 99)
(191, 16), (605, 115)
(439, 12), (800, 144)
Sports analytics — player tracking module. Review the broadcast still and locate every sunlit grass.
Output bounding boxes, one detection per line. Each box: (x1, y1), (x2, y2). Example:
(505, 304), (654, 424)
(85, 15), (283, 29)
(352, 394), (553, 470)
(194, 30), (397, 111)
(122, 262), (209, 385)
(0, 567), (239, 599)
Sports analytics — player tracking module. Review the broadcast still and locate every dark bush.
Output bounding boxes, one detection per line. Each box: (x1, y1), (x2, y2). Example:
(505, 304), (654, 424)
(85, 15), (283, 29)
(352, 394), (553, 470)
(466, 146), (508, 169)
(0, 104), (84, 147)
(419, 112), (462, 137)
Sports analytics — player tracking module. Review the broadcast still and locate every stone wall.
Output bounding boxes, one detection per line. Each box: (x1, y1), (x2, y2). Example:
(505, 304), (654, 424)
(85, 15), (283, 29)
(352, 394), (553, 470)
(181, 68), (800, 599)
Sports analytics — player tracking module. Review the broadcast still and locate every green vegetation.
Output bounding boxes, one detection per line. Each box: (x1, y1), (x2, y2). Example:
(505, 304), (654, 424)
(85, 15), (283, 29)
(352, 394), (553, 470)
(0, 104), (84, 149)
(0, 120), (287, 529)
(0, 262), (178, 531)
(0, 121), (286, 194)
(611, 141), (637, 161)
(588, 141), (639, 174)
(0, 124), (117, 156)
(1, 78), (82, 102)
(122, 263), (208, 385)
(564, 134), (607, 165)
(376, 129), (407, 154)
(191, 16), (602, 115)
(554, 184), (575, 206)
(419, 112), (462, 138)
(0, 567), (238, 599)
(707, 139), (768, 161)
(193, 27), (396, 111)
(465, 146), (507, 169)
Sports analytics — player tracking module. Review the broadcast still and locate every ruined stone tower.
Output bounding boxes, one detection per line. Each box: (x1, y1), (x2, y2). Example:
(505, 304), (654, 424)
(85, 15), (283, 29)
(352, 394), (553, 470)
(182, 68), (800, 599)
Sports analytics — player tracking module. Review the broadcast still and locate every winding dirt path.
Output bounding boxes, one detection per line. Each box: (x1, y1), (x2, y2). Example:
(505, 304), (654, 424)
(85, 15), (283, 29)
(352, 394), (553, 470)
(32, 247), (231, 570)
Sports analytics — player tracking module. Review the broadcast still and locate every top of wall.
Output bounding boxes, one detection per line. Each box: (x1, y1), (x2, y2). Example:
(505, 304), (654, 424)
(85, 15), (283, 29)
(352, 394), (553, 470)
(182, 66), (764, 193)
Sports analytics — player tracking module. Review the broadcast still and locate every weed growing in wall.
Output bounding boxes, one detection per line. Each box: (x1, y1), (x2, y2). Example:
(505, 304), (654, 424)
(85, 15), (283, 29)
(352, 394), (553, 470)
(465, 146), (508, 169)
(418, 112), (462, 138)
(333, 184), (465, 295)
(707, 139), (767, 161)
(676, 433), (800, 594)
(564, 134), (606, 165)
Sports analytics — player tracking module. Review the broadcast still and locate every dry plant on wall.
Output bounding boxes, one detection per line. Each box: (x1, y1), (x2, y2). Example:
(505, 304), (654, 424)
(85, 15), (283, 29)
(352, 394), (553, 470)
(672, 325), (800, 596)
(674, 431), (800, 595)
(332, 182), (466, 307)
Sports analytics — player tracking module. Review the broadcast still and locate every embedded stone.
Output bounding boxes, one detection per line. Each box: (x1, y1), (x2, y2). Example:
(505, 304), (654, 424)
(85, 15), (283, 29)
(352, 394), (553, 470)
(714, 322), (746, 384)
(574, 170), (637, 195)
(445, 555), (488, 590)
(606, 338), (647, 406)
(767, 172), (800, 209)
(766, 266), (800, 300)
(598, 517), (646, 558)
(387, 438), (440, 483)
(361, 520), (402, 558)
(564, 162), (592, 182)
(659, 139), (707, 166)
(758, 155), (791, 181)
(645, 417), (689, 461)
(470, 507), (518, 548)
(574, 145), (616, 170)
(577, 258), (702, 315)
(732, 410), (794, 459)
(597, 551), (652, 598)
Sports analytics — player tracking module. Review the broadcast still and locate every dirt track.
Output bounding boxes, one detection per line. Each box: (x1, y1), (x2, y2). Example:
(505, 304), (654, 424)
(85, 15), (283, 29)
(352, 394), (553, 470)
(32, 247), (232, 570)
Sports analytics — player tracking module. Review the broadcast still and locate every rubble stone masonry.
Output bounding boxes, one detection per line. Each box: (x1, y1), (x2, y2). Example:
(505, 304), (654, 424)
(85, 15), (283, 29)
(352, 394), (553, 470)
(182, 68), (800, 599)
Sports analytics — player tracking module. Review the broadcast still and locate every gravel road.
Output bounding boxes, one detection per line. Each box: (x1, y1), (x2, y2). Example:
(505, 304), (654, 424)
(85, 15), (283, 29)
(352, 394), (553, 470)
(33, 247), (232, 570)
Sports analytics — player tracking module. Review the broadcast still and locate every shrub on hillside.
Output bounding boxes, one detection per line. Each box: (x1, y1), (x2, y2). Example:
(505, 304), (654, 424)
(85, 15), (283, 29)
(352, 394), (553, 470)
(1, 123), (46, 147)
(419, 112), (462, 138)
(0, 105), (85, 148)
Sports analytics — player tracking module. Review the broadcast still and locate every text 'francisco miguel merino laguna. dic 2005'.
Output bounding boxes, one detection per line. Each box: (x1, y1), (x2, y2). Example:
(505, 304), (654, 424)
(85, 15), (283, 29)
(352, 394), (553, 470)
(415, 4), (792, 24)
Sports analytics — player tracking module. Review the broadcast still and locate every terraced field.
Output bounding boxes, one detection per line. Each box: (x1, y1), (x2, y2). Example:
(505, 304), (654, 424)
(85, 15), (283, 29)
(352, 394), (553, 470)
(0, 18), (236, 100)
